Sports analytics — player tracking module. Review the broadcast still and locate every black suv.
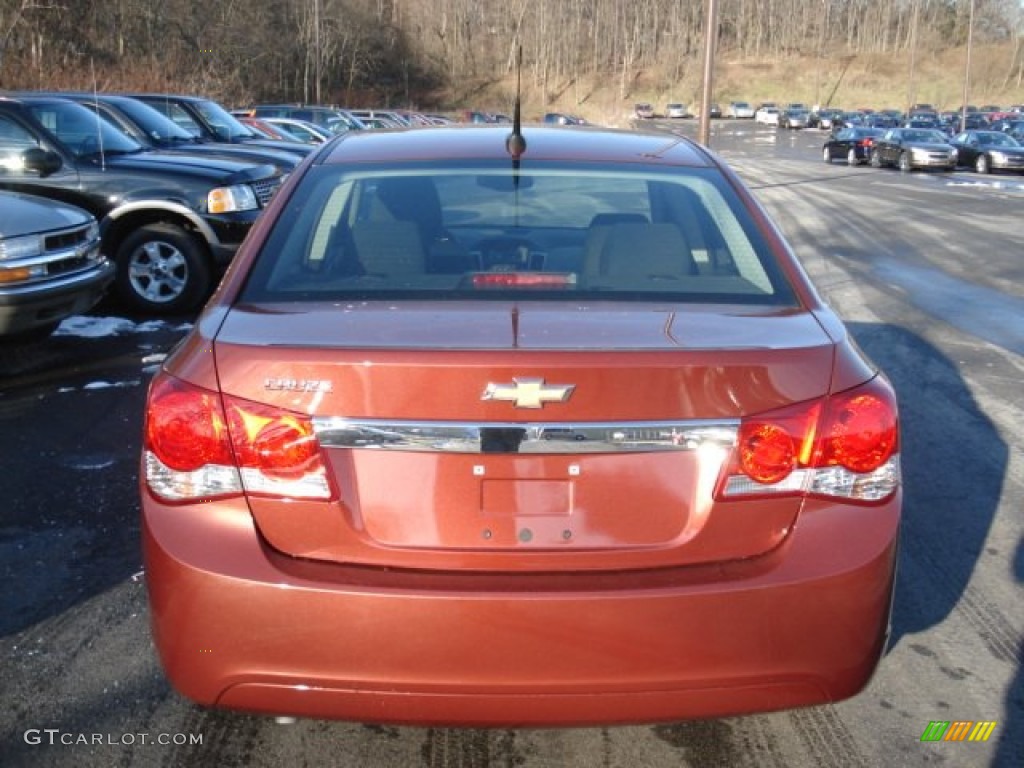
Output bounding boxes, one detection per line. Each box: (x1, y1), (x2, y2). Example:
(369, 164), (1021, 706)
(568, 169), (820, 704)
(52, 93), (303, 173)
(131, 94), (314, 160)
(0, 94), (285, 313)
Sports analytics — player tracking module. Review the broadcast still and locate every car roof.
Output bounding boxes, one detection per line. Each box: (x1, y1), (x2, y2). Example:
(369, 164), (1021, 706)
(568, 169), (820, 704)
(131, 93), (204, 102)
(315, 125), (713, 168)
(0, 93), (80, 106)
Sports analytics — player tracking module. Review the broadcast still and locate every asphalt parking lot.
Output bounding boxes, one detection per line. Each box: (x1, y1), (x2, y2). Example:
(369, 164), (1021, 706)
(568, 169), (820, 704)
(1, 121), (1022, 767)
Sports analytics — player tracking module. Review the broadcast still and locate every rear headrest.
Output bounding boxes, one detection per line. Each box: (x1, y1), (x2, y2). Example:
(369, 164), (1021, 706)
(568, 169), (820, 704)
(599, 222), (698, 278)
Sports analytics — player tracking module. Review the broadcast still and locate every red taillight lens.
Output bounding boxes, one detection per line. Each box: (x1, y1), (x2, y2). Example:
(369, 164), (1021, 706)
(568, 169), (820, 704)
(817, 381), (898, 473)
(735, 401), (820, 485)
(738, 423), (796, 483)
(720, 377), (899, 502)
(145, 375), (233, 471)
(144, 373), (332, 501)
(225, 397), (321, 480)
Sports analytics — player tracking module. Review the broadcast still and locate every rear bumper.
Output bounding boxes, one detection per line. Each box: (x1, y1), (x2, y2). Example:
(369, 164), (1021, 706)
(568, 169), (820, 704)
(143, 492), (900, 726)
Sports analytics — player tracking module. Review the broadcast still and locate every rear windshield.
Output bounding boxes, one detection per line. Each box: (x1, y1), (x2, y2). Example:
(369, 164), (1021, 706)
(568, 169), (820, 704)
(241, 163), (797, 305)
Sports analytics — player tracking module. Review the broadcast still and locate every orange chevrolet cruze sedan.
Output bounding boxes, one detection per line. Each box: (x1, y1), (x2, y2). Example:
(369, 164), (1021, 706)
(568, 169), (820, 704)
(141, 123), (901, 726)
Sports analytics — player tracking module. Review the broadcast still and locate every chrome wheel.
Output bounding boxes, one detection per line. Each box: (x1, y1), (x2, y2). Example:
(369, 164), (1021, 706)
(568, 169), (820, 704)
(115, 223), (211, 314)
(129, 240), (188, 305)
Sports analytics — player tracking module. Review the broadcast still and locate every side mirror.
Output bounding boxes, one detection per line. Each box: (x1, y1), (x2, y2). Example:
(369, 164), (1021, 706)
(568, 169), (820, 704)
(22, 147), (62, 176)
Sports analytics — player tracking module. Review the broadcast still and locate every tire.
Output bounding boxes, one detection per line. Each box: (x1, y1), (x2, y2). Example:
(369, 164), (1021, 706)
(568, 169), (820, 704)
(975, 154), (990, 174)
(114, 223), (211, 314)
(847, 148), (858, 166)
(823, 146), (833, 163)
(898, 152), (912, 172)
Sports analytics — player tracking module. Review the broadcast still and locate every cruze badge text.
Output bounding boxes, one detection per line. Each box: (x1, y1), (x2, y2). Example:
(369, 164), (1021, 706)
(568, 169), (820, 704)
(264, 378), (333, 393)
(482, 378), (575, 409)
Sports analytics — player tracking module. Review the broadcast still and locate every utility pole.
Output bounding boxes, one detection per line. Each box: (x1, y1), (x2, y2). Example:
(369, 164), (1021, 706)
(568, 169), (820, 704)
(815, 0), (827, 108)
(314, 0), (322, 104)
(960, 0), (975, 133)
(697, 0), (718, 147)
(906, 0), (920, 115)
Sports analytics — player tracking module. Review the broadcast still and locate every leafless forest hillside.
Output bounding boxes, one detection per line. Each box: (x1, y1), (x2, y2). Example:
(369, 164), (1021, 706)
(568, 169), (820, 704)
(1, 0), (1022, 112)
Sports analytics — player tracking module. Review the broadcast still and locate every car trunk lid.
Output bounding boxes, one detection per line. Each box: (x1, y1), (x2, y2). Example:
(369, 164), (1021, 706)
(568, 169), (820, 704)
(212, 301), (835, 572)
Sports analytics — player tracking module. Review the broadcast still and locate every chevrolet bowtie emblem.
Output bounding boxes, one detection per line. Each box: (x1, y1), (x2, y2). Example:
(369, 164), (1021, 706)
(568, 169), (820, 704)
(482, 378), (576, 409)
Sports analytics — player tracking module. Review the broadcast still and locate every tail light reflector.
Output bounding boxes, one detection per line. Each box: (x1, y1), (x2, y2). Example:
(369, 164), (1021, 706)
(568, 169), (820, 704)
(144, 372), (332, 502)
(719, 377), (899, 503)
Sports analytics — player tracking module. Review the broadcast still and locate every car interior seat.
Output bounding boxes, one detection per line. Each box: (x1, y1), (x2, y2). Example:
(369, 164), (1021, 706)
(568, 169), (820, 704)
(366, 176), (475, 273)
(587, 221), (698, 287)
(582, 213), (650, 275)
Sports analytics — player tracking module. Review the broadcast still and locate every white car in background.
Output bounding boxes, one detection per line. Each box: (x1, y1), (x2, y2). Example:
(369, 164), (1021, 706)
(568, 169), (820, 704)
(666, 103), (688, 119)
(755, 106), (780, 125)
(726, 101), (755, 119)
(261, 117), (332, 144)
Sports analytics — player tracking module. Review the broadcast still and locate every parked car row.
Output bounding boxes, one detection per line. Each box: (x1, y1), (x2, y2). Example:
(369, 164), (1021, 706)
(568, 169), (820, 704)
(822, 125), (1024, 175)
(632, 102), (728, 120)
(230, 104), (458, 139)
(746, 102), (1024, 137)
(0, 91), (316, 333)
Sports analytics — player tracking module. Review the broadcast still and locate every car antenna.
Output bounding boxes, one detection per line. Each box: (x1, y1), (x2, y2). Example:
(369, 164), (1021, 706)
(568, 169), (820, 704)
(91, 59), (105, 170)
(506, 44), (526, 168)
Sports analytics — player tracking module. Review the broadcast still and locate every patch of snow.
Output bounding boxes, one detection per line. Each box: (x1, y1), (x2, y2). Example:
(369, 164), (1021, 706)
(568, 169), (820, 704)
(82, 380), (141, 390)
(53, 315), (192, 338)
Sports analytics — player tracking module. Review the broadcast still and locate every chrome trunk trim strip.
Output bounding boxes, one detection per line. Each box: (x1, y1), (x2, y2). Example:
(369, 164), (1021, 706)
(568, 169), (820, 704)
(313, 418), (739, 454)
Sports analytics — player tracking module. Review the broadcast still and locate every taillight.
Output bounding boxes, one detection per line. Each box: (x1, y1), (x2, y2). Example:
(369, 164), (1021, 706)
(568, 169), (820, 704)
(145, 375), (233, 472)
(143, 372), (332, 502)
(817, 387), (897, 473)
(719, 377), (900, 503)
(224, 395), (331, 498)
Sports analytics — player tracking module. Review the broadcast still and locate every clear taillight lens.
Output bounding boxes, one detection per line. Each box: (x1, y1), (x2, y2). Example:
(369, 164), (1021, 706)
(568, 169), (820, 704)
(718, 377), (900, 503)
(143, 372), (332, 502)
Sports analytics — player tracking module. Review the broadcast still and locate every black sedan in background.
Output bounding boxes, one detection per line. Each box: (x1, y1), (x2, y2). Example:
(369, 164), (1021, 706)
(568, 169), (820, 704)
(948, 130), (1024, 174)
(870, 128), (957, 172)
(823, 127), (885, 165)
